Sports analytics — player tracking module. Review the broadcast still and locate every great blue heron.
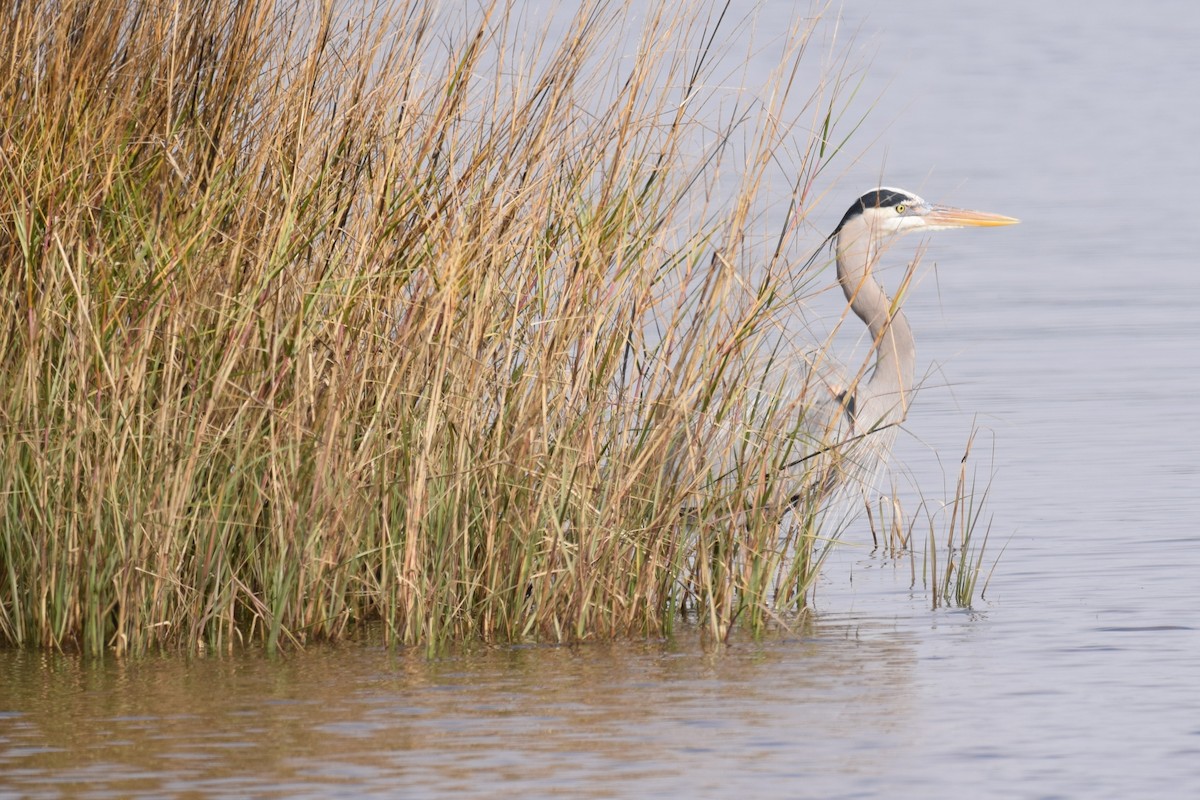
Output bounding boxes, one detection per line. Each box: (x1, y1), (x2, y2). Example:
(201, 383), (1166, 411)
(685, 187), (1017, 520)
(800, 186), (1019, 507)
(826, 187), (1018, 434)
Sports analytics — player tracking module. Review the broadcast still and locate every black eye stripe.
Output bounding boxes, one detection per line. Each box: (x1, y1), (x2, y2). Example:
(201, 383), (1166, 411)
(857, 189), (913, 209)
(833, 189), (918, 234)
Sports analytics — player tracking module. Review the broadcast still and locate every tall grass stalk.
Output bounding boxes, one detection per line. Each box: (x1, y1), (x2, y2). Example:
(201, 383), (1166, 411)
(920, 430), (996, 609)
(0, 0), (877, 654)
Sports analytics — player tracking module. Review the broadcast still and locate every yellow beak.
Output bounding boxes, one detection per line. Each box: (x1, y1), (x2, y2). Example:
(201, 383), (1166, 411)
(924, 205), (1020, 228)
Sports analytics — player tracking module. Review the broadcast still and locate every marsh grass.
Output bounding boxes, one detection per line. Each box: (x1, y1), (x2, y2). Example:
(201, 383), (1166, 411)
(832, 427), (997, 614)
(917, 430), (996, 609)
(0, 0), (974, 655)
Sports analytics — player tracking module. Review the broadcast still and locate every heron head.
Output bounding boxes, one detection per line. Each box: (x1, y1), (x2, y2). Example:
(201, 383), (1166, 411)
(835, 187), (1019, 240)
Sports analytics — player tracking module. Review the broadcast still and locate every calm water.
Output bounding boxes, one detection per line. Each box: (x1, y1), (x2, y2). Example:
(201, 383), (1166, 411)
(4, 1), (1200, 797)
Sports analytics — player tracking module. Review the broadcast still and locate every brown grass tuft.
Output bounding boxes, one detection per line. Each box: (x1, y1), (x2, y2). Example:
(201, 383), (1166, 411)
(0, 0), (892, 654)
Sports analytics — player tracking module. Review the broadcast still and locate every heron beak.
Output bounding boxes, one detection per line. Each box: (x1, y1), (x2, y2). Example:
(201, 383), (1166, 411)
(923, 205), (1020, 229)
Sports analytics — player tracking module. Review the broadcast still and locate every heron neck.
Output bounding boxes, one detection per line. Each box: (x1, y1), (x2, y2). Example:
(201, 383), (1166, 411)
(835, 230), (915, 420)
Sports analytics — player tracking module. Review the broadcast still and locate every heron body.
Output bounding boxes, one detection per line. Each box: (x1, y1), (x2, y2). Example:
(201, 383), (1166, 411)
(807, 186), (1018, 507)
(684, 187), (1016, 522)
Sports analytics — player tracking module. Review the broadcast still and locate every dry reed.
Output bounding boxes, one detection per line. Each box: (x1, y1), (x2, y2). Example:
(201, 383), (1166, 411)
(0, 0), (947, 655)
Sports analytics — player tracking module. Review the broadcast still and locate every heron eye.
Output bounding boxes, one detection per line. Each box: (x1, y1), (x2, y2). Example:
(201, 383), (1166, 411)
(895, 203), (907, 214)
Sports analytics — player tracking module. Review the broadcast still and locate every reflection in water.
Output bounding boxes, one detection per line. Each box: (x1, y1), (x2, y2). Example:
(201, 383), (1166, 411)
(1, 625), (920, 798)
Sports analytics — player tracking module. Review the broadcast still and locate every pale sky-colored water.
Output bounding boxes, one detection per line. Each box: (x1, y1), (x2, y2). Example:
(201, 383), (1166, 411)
(3, 2), (1199, 797)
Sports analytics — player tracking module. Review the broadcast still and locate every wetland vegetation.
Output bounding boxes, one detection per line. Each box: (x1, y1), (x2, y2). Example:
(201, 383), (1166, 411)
(0, 0), (988, 655)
